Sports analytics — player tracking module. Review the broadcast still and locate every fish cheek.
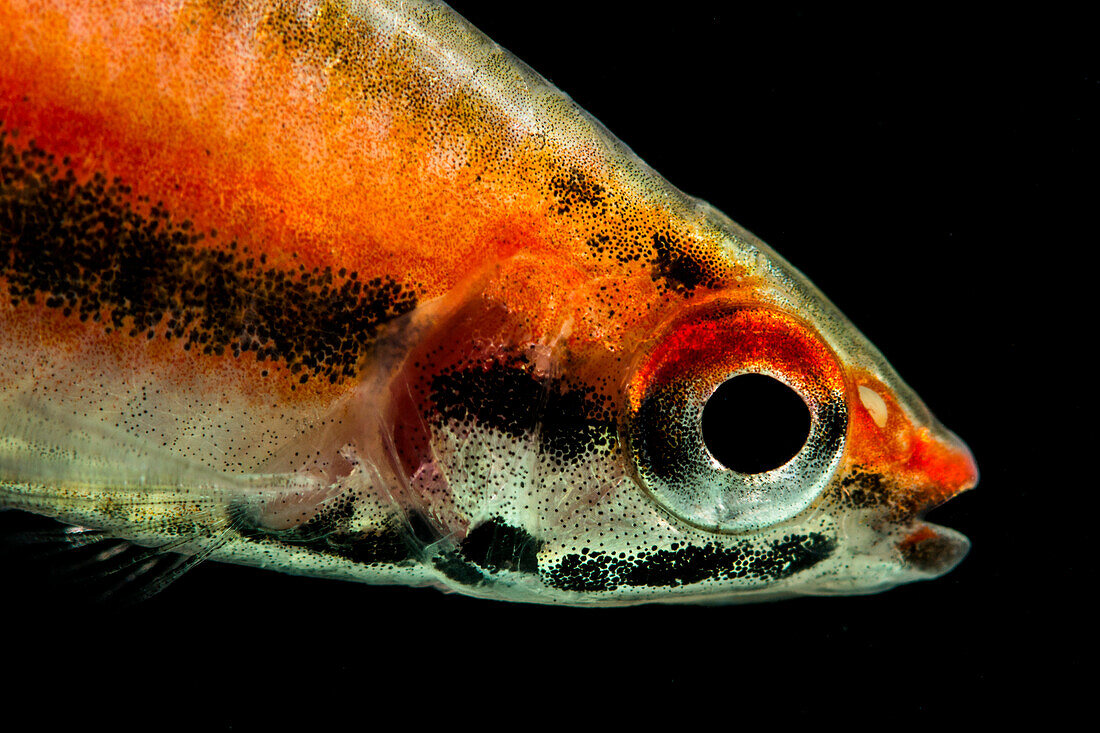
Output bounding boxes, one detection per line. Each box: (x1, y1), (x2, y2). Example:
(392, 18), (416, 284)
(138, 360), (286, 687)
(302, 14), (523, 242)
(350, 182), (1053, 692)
(386, 294), (619, 550)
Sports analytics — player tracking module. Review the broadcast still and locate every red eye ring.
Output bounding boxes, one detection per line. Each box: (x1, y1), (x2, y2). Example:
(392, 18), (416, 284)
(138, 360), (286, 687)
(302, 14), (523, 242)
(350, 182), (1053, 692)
(623, 302), (848, 533)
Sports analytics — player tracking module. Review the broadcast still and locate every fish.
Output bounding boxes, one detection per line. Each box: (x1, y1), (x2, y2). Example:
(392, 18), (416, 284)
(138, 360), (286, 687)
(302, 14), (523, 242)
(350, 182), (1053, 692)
(0, 0), (978, 606)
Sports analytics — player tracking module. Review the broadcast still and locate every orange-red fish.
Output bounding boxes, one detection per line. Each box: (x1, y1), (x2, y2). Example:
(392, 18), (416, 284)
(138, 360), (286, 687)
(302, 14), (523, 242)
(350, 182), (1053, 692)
(0, 0), (977, 604)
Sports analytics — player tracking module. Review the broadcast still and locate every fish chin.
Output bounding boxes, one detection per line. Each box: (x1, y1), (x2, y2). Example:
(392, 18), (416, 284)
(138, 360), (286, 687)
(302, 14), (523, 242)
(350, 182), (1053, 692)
(897, 521), (971, 576)
(792, 517), (970, 597)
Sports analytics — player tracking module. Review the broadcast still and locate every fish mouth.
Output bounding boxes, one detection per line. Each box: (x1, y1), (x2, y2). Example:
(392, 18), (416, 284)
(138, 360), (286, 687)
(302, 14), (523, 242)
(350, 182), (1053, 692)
(832, 420), (977, 579)
(838, 429), (977, 524)
(894, 430), (977, 575)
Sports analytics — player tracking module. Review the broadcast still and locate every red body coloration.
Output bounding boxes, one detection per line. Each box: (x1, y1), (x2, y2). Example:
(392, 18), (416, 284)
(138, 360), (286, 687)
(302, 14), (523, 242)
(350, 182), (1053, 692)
(0, 0), (753, 404)
(845, 369), (977, 516)
(0, 0), (979, 603)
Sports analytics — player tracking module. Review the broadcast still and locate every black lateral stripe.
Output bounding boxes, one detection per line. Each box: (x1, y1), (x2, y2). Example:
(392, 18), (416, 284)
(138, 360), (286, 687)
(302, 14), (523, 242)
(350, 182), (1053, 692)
(0, 129), (417, 383)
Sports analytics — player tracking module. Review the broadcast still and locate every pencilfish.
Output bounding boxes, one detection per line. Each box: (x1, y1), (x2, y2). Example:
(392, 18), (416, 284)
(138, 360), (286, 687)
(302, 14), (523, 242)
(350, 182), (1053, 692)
(0, 0), (978, 605)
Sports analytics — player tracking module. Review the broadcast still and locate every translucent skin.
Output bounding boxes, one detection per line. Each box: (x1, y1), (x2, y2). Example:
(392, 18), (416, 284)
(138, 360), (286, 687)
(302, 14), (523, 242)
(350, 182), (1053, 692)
(0, 0), (977, 604)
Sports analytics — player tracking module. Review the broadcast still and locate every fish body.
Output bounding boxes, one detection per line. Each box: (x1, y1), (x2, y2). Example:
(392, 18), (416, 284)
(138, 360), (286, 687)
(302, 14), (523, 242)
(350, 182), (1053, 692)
(0, 0), (977, 605)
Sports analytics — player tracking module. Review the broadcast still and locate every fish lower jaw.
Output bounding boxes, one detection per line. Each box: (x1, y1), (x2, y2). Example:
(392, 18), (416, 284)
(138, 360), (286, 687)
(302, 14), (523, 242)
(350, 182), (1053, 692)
(791, 516), (970, 597)
(895, 520), (970, 576)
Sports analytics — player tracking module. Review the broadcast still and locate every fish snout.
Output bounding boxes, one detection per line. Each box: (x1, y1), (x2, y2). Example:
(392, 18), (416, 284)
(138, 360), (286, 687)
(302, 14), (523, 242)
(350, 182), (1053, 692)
(844, 373), (978, 518)
(905, 425), (979, 511)
(894, 428), (976, 575)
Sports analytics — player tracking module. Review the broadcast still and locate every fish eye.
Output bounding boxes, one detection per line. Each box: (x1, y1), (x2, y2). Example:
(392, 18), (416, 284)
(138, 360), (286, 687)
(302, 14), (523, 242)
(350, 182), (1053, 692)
(701, 373), (811, 474)
(624, 304), (848, 533)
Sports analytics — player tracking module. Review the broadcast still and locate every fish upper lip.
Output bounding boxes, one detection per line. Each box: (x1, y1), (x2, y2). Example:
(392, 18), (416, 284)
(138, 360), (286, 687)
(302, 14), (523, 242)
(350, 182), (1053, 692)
(838, 431), (977, 522)
(906, 426), (979, 511)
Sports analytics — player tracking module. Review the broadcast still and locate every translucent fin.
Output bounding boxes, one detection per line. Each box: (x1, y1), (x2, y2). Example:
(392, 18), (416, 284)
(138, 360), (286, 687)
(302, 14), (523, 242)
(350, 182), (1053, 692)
(1, 509), (239, 605)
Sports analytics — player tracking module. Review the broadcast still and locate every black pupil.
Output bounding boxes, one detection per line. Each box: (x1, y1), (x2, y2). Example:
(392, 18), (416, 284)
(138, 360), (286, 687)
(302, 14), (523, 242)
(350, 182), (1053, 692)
(701, 374), (811, 474)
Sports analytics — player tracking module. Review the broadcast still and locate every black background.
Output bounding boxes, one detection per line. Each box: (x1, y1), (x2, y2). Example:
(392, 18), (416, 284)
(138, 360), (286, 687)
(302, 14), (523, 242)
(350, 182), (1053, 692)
(2, 2), (1089, 724)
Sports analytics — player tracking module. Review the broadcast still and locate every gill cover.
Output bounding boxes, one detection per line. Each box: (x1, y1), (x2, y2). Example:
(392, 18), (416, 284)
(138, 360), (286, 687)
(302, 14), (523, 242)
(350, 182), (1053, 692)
(624, 303), (849, 532)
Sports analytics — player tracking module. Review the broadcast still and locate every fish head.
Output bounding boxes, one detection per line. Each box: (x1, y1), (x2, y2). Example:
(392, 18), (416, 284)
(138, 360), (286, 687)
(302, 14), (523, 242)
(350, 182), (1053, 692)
(387, 212), (977, 605)
(616, 288), (978, 601)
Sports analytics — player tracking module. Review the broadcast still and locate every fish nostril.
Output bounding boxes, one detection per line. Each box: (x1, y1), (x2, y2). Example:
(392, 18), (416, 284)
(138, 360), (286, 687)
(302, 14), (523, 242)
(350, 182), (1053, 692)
(858, 384), (889, 427)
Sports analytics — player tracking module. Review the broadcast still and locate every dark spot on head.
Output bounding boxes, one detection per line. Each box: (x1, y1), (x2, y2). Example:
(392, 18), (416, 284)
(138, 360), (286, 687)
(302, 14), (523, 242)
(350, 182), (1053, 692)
(839, 468), (926, 520)
(650, 230), (715, 293)
(549, 168), (606, 215)
(461, 518), (543, 574)
(428, 363), (614, 461)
